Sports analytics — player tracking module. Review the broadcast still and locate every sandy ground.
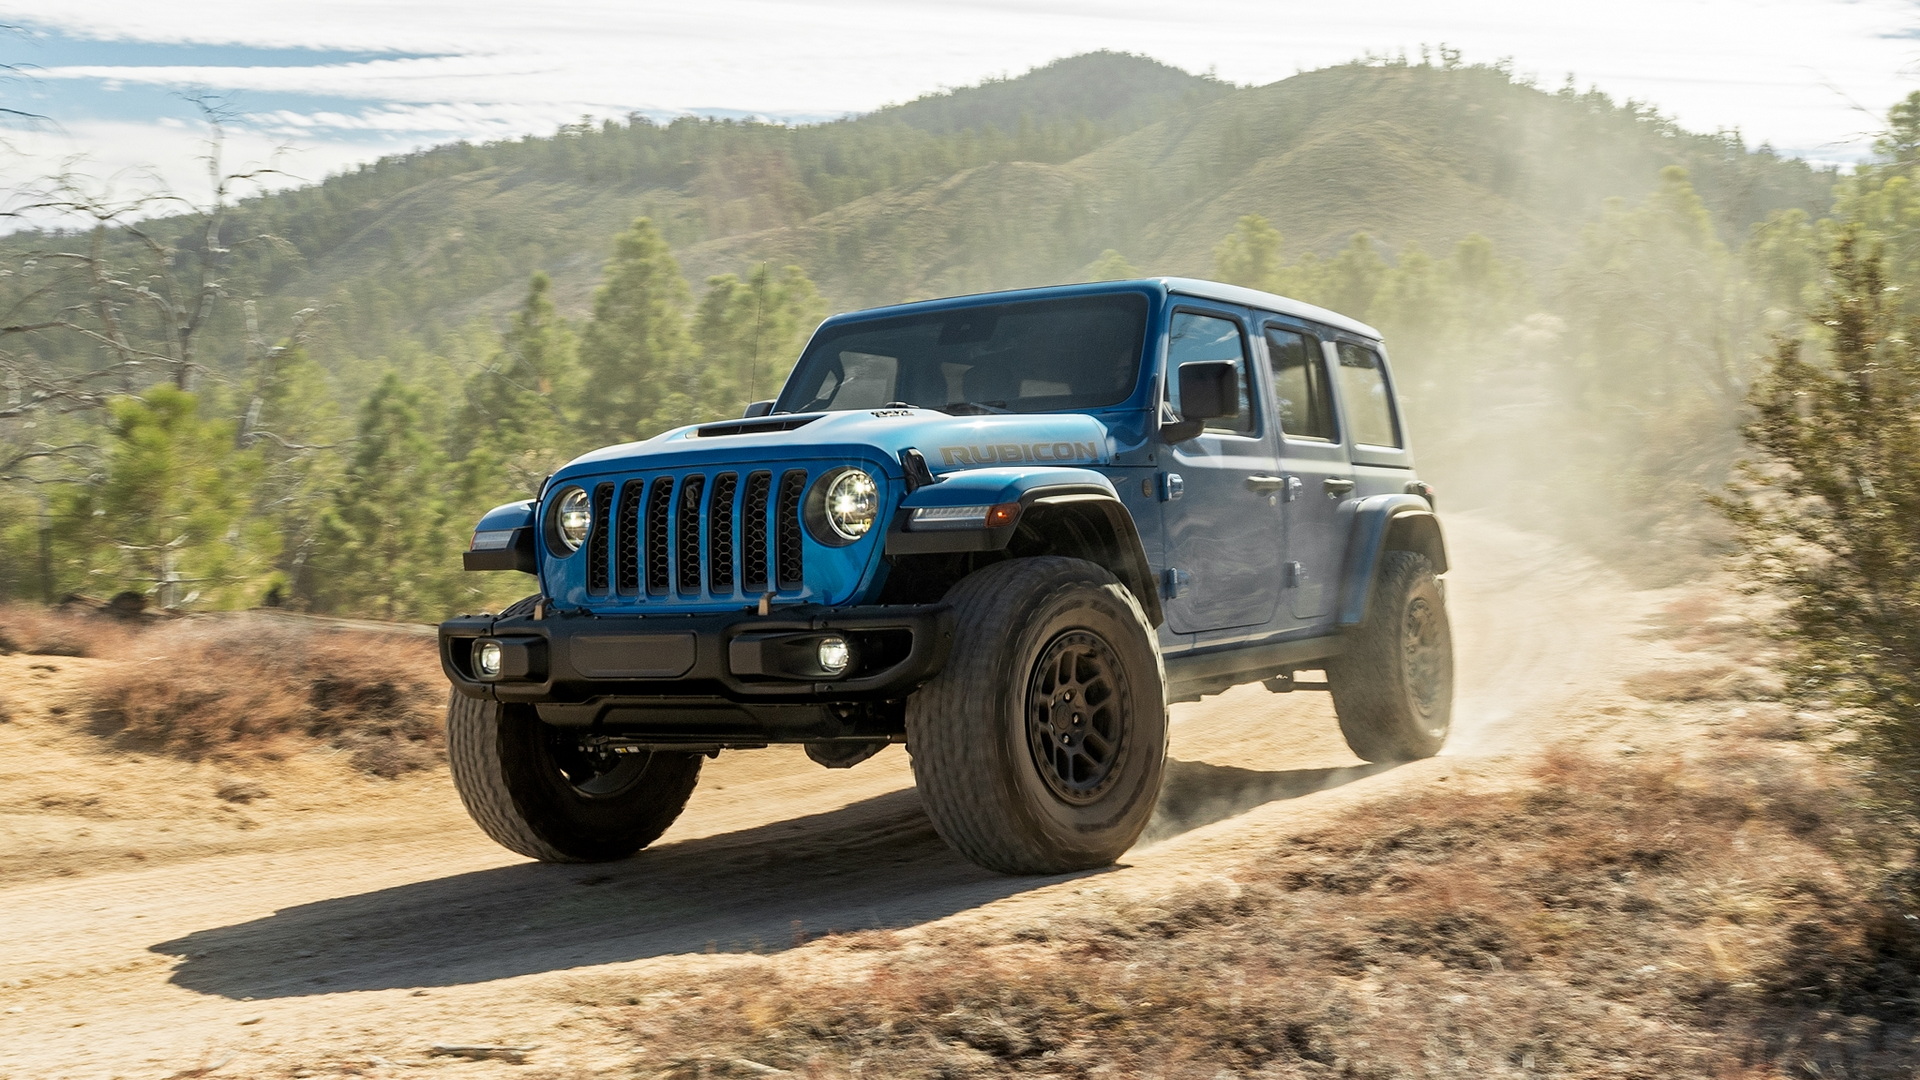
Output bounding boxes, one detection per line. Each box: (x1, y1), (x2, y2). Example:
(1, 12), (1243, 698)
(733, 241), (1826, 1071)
(0, 513), (1699, 1079)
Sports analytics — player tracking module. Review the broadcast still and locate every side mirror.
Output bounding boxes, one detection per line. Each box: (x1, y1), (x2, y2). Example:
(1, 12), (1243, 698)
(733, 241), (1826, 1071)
(1160, 360), (1238, 442)
(743, 400), (775, 418)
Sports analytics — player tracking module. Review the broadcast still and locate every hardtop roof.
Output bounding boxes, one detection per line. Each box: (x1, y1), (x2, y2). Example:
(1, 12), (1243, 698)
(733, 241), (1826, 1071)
(815, 277), (1382, 341)
(1156, 277), (1382, 340)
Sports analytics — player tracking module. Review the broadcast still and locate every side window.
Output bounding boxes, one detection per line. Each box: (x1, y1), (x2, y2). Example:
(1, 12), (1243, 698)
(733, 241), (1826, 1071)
(1167, 311), (1254, 435)
(1264, 326), (1336, 441)
(1334, 342), (1401, 448)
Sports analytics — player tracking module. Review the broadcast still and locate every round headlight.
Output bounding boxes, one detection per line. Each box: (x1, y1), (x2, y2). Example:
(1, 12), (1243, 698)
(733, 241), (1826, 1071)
(823, 469), (878, 541)
(553, 487), (592, 552)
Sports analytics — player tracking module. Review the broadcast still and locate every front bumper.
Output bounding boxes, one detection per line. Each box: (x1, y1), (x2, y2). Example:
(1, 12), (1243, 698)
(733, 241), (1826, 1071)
(439, 602), (953, 713)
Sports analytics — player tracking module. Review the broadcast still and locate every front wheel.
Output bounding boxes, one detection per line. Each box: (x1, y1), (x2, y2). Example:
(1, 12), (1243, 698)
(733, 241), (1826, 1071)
(907, 557), (1167, 875)
(1327, 550), (1453, 763)
(446, 693), (702, 862)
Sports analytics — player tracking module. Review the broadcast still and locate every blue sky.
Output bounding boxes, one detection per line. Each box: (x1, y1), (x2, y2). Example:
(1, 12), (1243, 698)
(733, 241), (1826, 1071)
(5, 1), (1919, 203)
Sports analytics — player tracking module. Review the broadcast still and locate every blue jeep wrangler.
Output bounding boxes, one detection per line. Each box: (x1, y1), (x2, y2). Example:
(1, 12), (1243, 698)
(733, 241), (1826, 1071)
(440, 278), (1450, 875)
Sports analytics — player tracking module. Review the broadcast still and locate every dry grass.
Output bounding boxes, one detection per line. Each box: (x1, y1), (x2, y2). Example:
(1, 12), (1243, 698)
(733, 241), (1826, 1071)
(1629, 586), (1787, 703)
(64, 614), (447, 777)
(82, 620), (445, 777)
(0, 602), (138, 658)
(1625, 662), (1785, 702)
(594, 750), (1918, 1079)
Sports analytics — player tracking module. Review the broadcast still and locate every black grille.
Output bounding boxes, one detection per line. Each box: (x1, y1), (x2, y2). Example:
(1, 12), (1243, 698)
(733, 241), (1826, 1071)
(741, 471), (772, 593)
(708, 472), (737, 593)
(645, 478), (674, 595)
(614, 480), (644, 594)
(586, 483), (614, 593)
(776, 469), (807, 590)
(578, 467), (807, 601)
(676, 474), (705, 593)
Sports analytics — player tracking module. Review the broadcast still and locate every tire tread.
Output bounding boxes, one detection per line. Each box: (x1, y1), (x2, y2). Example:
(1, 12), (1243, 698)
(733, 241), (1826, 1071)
(445, 594), (701, 863)
(1328, 550), (1452, 763)
(907, 556), (1165, 874)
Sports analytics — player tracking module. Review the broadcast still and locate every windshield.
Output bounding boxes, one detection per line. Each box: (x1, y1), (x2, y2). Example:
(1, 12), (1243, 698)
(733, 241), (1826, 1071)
(775, 293), (1148, 415)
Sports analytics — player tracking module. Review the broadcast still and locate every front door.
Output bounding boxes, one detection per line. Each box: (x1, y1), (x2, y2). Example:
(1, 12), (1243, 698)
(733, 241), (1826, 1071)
(1263, 323), (1354, 628)
(1160, 306), (1288, 635)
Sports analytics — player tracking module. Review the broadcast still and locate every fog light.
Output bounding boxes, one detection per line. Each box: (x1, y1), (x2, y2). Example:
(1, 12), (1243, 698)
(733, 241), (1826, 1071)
(817, 635), (851, 676)
(474, 640), (503, 679)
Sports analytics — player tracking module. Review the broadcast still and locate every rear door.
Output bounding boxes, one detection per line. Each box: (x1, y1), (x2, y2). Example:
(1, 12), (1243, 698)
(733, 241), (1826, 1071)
(1160, 305), (1288, 634)
(1262, 321), (1353, 628)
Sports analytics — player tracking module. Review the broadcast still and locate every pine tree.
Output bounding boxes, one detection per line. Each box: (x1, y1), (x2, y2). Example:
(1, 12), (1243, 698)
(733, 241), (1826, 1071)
(1722, 231), (1920, 839)
(313, 373), (455, 620)
(241, 343), (346, 608)
(578, 218), (696, 442)
(462, 273), (579, 440)
(693, 264), (825, 418)
(1212, 215), (1283, 293)
(54, 385), (270, 608)
(1319, 233), (1387, 319)
(458, 271), (583, 489)
(1082, 249), (1142, 281)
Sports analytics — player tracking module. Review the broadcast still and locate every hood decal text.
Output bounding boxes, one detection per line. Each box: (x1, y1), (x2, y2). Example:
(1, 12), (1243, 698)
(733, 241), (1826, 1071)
(939, 441), (1100, 466)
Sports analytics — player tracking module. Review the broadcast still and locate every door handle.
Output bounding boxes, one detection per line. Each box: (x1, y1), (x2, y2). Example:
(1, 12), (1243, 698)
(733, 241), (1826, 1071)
(1322, 478), (1355, 497)
(1245, 474), (1288, 493)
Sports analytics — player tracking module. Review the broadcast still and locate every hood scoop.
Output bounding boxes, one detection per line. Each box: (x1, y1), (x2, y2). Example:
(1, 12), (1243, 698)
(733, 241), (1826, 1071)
(692, 415), (820, 439)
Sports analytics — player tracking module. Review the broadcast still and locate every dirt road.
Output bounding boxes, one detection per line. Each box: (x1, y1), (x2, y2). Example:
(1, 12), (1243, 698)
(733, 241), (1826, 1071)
(0, 514), (1670, 1079)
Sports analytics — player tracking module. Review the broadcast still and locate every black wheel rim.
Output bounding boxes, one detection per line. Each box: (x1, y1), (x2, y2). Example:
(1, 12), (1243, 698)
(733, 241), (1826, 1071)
(1403, 595), (1448, 737)
(1026, 630), (1128, 804)
(543, 727), (652, 798)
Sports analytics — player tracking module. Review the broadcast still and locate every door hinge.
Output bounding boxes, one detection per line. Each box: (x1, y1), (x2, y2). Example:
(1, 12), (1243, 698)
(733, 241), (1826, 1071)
(1163, 566), (1192, 598)
(1284, 561), (1305, 588)
(1159, 472), (1184, 501)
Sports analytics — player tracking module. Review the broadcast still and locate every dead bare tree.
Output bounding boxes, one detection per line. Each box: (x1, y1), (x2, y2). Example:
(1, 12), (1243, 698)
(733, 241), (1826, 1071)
(0, 92), (321, 602)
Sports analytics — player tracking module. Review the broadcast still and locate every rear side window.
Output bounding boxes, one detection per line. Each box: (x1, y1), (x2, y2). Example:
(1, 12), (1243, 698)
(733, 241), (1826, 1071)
(1334, 342), (1401, 448)
(1264, 326), (1335, 442)
(1167, 311), (1254, 435)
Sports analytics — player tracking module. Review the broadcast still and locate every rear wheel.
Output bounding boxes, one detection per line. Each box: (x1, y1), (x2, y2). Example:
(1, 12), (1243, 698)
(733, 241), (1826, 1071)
(446, 694), (702, 862)
(1327, 550), (1453, 762)
(907, 557), (1167, 875)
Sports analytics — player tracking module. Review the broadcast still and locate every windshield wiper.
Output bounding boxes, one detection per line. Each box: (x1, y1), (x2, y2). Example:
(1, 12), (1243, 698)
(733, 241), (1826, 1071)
(938, 401), (1012, 415)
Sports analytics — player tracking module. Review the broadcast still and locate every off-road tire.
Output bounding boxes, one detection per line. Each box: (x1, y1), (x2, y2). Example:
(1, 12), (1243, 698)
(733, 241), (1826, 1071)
(1327, 550), (1453, 763)
(446, 595), (701, 862)
(447, 694), (702, 862)
(906, 557), (1167, 875)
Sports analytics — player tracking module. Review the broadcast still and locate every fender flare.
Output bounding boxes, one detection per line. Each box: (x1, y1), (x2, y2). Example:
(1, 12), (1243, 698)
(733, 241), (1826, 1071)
(886, 467), (1119, 554)
(884, 467), (1163, 627)
(1336, 494), (1448, 626)
(462, 500), (538, 573)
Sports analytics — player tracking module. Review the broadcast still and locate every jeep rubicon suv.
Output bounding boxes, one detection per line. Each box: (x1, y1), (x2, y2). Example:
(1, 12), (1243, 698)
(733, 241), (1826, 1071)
(441, 278), (1450, 875)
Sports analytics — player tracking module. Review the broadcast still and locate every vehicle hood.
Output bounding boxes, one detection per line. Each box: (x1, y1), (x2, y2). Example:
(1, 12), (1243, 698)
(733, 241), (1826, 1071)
(552, 409), (1116, 485)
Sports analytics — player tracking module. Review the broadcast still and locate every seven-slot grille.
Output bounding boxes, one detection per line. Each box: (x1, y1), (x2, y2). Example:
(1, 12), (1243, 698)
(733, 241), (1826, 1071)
(591, 467), (816, 601)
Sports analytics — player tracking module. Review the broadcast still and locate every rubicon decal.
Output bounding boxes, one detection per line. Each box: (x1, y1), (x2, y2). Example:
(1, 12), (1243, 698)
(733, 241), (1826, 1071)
(938, 441), (1101, 466)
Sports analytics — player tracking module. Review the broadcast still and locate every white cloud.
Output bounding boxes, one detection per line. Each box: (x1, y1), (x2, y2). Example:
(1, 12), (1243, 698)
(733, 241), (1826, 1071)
(4, 118), (426, 215)
(3, 0), (1917, 187)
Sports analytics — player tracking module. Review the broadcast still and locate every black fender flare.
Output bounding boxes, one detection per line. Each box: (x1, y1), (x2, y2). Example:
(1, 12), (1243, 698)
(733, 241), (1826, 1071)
(1018, 490), (1165, 629)
(884, 470), (1163, 628)
(1336, 494), (1448, 627)
(462, 499), (538, 573)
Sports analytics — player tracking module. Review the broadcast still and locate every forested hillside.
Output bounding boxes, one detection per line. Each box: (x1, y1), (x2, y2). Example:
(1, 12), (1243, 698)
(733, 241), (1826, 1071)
(237, 53), (1829, 346)
(0, 49), (1871, 614)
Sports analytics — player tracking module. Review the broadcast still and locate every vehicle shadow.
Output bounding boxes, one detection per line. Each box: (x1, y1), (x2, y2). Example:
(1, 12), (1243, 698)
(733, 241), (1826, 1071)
(1138, 757), (1398, 846)
(151, 786), (1064, 1000)
(152, 757), (1392, 1000)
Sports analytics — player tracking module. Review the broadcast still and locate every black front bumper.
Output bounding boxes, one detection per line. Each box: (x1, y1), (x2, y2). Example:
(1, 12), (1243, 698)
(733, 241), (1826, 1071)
(439, 603), (953, 742)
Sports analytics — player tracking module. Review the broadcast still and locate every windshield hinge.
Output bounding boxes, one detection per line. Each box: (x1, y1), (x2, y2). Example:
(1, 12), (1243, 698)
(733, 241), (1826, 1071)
(900, 448), (939, 492)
